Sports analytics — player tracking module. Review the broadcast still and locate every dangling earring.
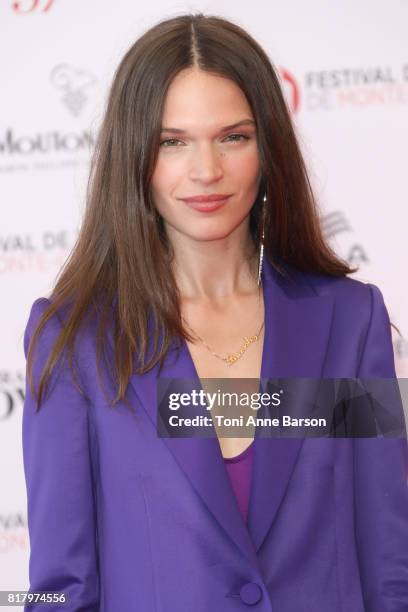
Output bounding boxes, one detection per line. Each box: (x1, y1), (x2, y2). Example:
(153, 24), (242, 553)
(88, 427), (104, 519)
(257, 193), (266, 286)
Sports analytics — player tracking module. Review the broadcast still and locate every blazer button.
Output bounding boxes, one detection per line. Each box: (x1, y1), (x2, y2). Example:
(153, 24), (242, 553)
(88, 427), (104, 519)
(239, 582), (263, 605)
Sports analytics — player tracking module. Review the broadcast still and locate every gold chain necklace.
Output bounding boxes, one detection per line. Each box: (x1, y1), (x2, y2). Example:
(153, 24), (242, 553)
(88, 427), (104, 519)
(181, 284), (265, 366)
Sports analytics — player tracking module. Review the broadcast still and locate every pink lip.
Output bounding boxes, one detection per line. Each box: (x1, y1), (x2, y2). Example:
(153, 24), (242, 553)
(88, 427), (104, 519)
(180, 194), (231, 212)
(181, 194), (232, 203)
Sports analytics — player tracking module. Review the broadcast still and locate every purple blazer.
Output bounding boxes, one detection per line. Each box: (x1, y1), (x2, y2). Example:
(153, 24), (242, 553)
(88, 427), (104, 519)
(22, 257), (408, 611)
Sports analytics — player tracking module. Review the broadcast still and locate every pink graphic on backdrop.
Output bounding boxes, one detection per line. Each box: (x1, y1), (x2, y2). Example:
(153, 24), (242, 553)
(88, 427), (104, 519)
(12, 0), (54, 13)
(280, 67), (300, 113)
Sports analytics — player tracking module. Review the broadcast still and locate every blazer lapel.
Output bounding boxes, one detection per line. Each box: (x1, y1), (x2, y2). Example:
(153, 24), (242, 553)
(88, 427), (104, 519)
(124, 257), (334, 564)
(246, 259), (334, 551)
(125, 324), (261, 569)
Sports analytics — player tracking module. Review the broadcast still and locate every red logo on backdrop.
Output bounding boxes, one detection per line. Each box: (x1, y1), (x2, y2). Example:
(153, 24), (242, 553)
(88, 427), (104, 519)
(12, 0), (54, 13)
(280, 67), (300, 114)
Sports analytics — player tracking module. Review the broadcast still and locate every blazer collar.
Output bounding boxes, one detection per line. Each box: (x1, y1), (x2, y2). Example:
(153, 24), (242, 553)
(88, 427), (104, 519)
(124, 256), (334, 567)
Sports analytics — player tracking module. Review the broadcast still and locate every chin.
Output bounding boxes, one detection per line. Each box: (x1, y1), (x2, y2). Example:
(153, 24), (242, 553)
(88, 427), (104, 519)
(165, 215), (249, 243)
(183, 225), (240, 242)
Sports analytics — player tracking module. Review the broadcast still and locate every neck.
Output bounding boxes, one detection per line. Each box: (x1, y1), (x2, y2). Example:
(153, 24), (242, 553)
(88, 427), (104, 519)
(171, 240), (260, 302)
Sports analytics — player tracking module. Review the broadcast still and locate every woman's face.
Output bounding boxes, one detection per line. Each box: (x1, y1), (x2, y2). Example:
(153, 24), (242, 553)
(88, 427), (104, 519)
(151, 67), (262, 244)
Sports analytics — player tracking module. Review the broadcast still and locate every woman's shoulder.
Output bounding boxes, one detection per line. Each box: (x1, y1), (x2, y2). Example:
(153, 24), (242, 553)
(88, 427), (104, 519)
(279, 265), (396, 376)
(23, 295), (105, 376)
(272, 262), (392, 338)
(23, 295), (114, 404)
(303, 270), (389, 321)
(274, 261), (384, 304)
(24, 294), (108, 334)
(24, 296), (99, 353)
(24, 297), (62, 359)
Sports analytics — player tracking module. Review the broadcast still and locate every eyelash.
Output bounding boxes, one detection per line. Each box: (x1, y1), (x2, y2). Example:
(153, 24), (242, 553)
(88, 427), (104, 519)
(159, 133), (250, 147)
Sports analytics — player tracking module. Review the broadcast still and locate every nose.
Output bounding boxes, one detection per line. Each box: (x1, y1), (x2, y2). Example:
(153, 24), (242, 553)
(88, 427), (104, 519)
(188, 142), (223, 183)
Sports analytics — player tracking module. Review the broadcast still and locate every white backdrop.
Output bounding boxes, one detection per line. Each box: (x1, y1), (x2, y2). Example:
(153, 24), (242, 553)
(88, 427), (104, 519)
(2, 0), (407, 599)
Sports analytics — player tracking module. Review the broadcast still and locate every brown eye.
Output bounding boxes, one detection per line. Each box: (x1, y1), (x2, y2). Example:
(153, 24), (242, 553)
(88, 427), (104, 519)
(224, 134), (250, 143)
(160, 139), (184, 147)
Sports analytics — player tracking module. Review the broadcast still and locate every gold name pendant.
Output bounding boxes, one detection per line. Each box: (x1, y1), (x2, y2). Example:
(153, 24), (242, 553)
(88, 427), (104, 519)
(225, 334), (260, 366)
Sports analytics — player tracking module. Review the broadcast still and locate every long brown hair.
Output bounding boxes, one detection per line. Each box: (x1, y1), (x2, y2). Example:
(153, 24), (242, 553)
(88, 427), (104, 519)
(26, 12), (354, 411)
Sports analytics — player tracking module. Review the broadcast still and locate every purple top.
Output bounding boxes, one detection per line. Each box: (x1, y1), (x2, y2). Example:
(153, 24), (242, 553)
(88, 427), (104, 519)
(223, 441), (254, 523)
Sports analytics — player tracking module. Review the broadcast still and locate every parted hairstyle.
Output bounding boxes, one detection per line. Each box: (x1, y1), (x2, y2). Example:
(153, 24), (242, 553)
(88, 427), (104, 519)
(26, 12), (354, 411)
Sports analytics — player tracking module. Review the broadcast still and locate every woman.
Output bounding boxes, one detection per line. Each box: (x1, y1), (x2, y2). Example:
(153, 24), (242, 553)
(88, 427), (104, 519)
(22, 13), (408, 612)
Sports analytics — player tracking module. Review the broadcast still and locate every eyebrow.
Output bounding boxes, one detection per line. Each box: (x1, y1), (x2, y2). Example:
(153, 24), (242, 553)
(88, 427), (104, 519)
(160, 119), (256, 134)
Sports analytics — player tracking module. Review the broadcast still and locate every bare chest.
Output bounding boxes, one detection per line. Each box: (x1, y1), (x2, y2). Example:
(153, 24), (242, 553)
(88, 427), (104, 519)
(182, 293), (264, 458)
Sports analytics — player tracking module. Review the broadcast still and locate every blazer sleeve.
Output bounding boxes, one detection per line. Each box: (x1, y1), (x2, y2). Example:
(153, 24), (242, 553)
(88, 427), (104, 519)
(22, 298), (100, 611)
(354, 284), (408, 611)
